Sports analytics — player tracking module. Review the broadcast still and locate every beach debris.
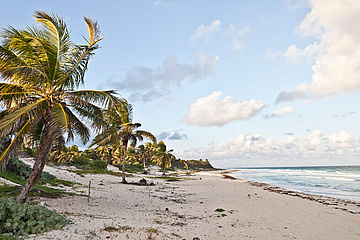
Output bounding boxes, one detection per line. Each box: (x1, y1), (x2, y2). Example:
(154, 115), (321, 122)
(139, 178), (147, 185)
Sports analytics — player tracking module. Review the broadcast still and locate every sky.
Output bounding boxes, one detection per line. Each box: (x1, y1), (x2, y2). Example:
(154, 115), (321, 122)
(1, 0), (360, 168)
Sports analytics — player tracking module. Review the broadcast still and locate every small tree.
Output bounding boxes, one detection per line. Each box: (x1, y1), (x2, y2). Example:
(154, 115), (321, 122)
(153, 141), (175, 175)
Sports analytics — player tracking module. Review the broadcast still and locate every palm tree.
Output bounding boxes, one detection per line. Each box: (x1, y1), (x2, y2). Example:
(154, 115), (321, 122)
(153, 141), (175, 175)
(91, 106), (157, 183)
(0, 11), (127, 203)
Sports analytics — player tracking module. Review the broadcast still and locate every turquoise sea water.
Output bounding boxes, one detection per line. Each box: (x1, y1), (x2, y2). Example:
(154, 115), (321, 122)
(230, 165), (360, 202)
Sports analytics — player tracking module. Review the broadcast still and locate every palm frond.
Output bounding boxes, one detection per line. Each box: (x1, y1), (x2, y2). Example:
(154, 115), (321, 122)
(0, 120), (29, 165)
(136, 130), (157, 143)
(0, 99), (46, 132)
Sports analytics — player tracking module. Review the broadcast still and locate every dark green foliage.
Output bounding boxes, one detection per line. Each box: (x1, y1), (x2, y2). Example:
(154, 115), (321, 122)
(90, 160), (107, 170)
(124, 164), (143, 173)
(0, 198), (69, 238)
(5, 157), (55, 182)
(0, 185), (21, 198)
(71, 156), (90, 167)
(171, 158), (215, 170)
(215, 208), (225, 212)
(24, 148), (35, 157)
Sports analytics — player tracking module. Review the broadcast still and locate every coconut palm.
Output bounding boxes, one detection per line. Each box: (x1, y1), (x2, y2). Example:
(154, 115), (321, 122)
(0, 11), (127, 203)
(153, 141), (175, 175)
(91, 106), (157, 183)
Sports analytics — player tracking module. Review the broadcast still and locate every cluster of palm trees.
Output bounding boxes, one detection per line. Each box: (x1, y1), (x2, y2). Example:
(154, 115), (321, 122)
(0, 11), (174, 203)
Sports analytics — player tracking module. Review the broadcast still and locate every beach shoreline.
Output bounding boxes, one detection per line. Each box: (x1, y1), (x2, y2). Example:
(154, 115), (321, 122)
(4, 159), (360, 239)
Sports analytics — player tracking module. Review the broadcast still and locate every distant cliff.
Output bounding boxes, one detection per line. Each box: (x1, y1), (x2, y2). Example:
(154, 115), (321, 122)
(171, 158), (215, 170)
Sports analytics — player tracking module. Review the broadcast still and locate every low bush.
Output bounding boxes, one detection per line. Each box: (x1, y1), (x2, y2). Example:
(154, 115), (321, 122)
(90, 160), (107, 170)
(5, 157), (55, 182)
(71, 156), (90, 167)
(0, 198), (69, 238)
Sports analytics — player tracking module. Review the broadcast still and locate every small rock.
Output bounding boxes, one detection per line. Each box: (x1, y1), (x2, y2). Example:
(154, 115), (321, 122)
(193, 237), (200, 240)
(139, 178), (147, 185)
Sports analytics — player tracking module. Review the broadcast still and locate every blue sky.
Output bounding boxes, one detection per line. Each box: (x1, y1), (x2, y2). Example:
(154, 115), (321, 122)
(1, 0), (360, 168)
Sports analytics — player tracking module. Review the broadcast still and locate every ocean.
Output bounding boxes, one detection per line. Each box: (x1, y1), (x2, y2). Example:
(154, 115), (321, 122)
(229, 165), (360, 202)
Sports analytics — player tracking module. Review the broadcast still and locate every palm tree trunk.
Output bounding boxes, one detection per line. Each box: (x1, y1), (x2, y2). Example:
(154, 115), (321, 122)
(121, 142), (128, 183)
(16, 128), (54, 203)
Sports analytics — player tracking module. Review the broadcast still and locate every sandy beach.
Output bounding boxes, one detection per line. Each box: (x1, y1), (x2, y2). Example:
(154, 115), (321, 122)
(10, 158), (360, 240)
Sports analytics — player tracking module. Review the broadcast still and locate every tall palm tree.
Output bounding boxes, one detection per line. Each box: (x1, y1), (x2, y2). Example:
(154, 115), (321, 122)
(153, 141), (175, 175)
(0, 11), (127, 203)
(91, 106), (157, 183)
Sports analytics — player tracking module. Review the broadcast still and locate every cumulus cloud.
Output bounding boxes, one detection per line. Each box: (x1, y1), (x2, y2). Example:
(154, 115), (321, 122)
(190, 20), (221, 43)
(183, 91), (265, 126)
(264, 107), (294, 118)
(275, 84), (309, 104)
(226, 24), (250, 52)
(169, 132), (187, 140)
(283, 42), (320, 64)
(278, 0), (360, 101)
(191, 21), (250, 51)
(157, 130), (187, 141)
(157, 132), (171, 141)
(176, 130), (360, 167)
(101, 54), (219, 102)
(273, 107), (294, 117)
(231, 39), (245, 51)
(328, 131), (358, 149)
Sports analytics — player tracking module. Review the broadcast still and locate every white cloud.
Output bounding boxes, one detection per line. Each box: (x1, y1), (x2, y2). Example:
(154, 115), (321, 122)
(278, 0), (360, 101)
(101, 54), (219, 102)
(226, 24), (250, 52)
(190, 20), (221, 43)
(225, 24), (250, 38)
(328, 131), (358, 149)
(183, 91), (265, 126)
(231, 39), (245, 52)
(176, 130), (360, 167)
(271, 107), (294, 117)
(283, 42), (320, 64)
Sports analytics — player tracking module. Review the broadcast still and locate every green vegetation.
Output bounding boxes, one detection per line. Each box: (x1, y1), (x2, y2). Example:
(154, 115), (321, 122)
(5, 157), (55, 183)
(103, 225), (133, 232)
(0, 10), (127, 203)
(215, 208), (225, 212)
(0, 198), (69, 238)
(0, 157), (77, 198)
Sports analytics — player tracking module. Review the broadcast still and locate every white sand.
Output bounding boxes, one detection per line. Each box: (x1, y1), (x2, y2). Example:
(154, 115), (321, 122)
(9, 159), (360, 239)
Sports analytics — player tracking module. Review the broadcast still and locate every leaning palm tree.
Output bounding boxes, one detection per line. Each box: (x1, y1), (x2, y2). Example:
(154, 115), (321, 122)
(153, 141), (175, 175)
(0, 11), (127, 203)
(91, 106), (157, 183)
(118, 123), (156, 182)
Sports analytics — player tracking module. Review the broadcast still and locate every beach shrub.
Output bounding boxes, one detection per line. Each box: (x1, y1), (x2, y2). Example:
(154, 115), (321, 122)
(71, 155), (90, 167)
(215, 208), (225, 212)
(5, 157), (55, 182)
(0, 198), (69, 238)
(90, 160), (107, 170)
